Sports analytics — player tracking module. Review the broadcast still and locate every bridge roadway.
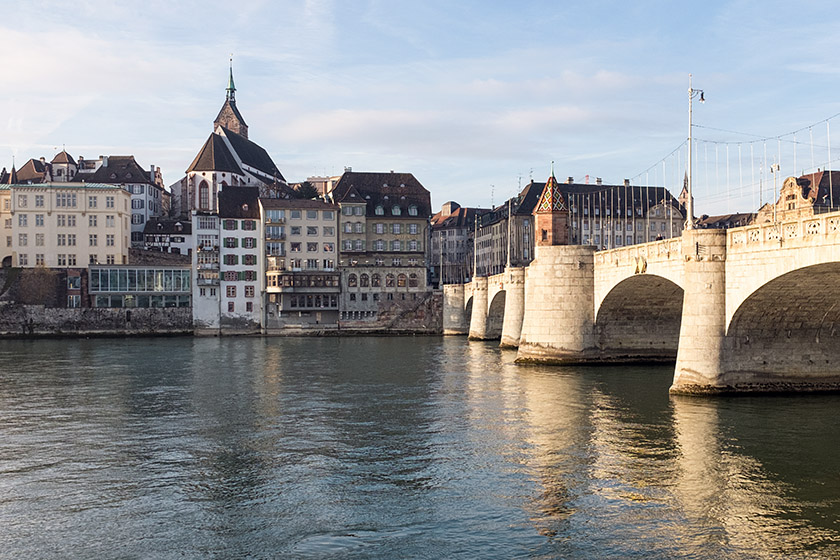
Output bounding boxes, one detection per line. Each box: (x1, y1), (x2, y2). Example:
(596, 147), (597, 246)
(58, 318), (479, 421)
(444, 209), (840, 393)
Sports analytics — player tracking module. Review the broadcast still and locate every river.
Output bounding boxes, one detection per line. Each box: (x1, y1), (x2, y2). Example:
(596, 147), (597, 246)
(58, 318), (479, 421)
(0, 336), (838, 559)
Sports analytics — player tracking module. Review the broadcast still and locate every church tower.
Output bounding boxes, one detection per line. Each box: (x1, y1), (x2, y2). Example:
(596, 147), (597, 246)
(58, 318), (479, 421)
(534, 163), (569, 246)
(213, 61), (249, 139)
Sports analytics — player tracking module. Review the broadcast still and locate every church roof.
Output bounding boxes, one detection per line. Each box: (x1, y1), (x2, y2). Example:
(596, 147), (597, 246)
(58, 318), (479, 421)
(51, 150), (76, 165)
(82, 156), (152, 184)
(187, 133), (243, 175)
(535, 170), (567, 213)
(220, 127), (284, 181)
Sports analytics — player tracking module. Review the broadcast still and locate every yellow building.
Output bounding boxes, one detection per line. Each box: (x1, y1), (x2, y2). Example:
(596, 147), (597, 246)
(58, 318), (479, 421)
(0, 183), (131, 268)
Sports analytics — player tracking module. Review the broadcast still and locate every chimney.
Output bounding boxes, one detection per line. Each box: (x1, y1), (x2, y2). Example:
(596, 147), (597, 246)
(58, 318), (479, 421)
(40, 157), (45, 164)
(596, 177), (602, 186)
(567, 176), (574, 184)
(102, 156), (109, 167)
(624, 179), (630, 187)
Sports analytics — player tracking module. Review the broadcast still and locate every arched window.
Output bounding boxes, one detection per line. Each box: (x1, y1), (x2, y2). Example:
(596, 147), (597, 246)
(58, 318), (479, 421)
(409, 273), (418, 287)
(348, 273), (358, 287)
(375, 205), (384, 215)
(397, 273), (407, 287)
(408, 205), (418, 216)
(392, 205), (401, 215)
(360, 273), (370, 287)
(371, 273), (381, 287)
(199, 181), (210, 210)
(385, 273), (395, 287)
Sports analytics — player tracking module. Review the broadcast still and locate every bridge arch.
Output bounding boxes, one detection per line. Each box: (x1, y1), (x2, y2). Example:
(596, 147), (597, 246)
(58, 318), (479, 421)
(486, 290), (506, 339)
(595, 274), (684, 361)
(724, 263), (840, 384)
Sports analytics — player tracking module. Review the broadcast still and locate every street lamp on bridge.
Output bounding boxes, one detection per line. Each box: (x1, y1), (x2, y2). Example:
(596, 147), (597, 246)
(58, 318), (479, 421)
(687, 74), (705, 230)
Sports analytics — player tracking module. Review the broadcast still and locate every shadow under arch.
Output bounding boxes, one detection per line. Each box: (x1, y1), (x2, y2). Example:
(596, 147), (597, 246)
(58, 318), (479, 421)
(486, 290), (506, 340)
(595, 274), (684, 362)
(464, 295), (473, 330)
(724, 262), (840, 387)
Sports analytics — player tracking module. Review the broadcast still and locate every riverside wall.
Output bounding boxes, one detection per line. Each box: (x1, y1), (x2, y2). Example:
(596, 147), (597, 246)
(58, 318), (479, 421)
(0, 304), (193, 337)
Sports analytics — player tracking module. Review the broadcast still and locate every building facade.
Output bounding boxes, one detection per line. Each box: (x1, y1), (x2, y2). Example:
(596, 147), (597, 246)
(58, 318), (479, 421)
(430, 201), (491, 285)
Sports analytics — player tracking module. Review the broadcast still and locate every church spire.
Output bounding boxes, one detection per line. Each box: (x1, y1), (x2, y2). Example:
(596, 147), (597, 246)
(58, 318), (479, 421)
(226, 56), (236, 102)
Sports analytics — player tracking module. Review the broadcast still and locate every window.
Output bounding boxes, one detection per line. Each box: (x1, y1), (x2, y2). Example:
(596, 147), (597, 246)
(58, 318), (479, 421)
(323, 259), (335, 270)
(354, 206), (364, 216)
(18, 214), (27, 227)
(354, 239), (364, 251)
(68, 254), (76, 266)
(89, 254), (98, 265)
(375, 223), (384, 234)
(89, 215), (97, 227)
(307, 210), (318, 220)
(391, 205), (401, 216)
(243, 254), (256, 266)
(323, 242), (334, 252)
(57, 234), (66, 246)
(342, 206), (353, 216)
(89, 234), (98, 246)
(199, 181), (209, 210)
(307, 242), (318, 252)
(392, 258), (401, 266)
(35, 233), (43, 246)
(132, 214), (143, 224)
(227, 286), (237, 298)
(106, 234), (114, 247)
(245, 285), (255, 298)
(291, 242), (301, 252)
(18, 254), (27, 266)
(17, 195), (27, 208)
(4, 218), (10, 229)
(371, 273), (381, 287)
(18, 233), (27, 246)
(131, 199), (144, 209)
(408, 205), (418, 216)
(354, 222), (363, 233)
(392, 223), (401, 234)
(375, 205), (384, 215)
(106, 196), (114, 208)
(323, 211), (334, 220)
(374, 240), (384, 251)
(56, 193), (77, 207)
(291, 226), (301, 235)
(246, 302), (253, 312)
(409, 240), (418, 251)
(323, 226), (335, 236)
(224, 237), (238, 248)
(57, 254), (66, 266)
(307, 226), (318, 236)
(360, 274), (370, 287)
(348, 274), (358, 287)
(397, 273), (407, 287)
(409, 223), (418, 234)
(223, 219), (237, 230)
(291, 210), (302, 219)
(224, 254), (239, 265)
(391, 240), (401, 251)
(228, 301), (235, 312)
(409, 273), (418, 287)
(242, 220), (256, 231)
(197, 217), (216, 230)
(344, 223), (352, 234)
(106, 255), (115, 265)
(35, 195), (44, 208)
(386, 273), (395, 287)
(343, 240), (352, 250)
(243, 237), (256, 249)
(68, 234), (76, 246)
(305, 259), (318, 269)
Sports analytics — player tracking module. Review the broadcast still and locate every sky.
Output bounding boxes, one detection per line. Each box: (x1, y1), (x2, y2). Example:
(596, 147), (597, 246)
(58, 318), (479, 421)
(3, 0), (840, 216)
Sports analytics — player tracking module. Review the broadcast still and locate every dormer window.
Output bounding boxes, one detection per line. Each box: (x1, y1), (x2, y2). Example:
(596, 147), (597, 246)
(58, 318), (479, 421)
(242, 203), (249, 211)
(392, 205), (401, 216)
(408, 205), (418, 216)
(110, 173), (117, 179)
(375, 205), (384, 215)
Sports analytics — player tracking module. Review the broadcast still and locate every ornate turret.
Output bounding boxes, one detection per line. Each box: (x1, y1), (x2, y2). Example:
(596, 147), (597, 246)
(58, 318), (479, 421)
(213, 58), (249, 139)
(534, 163), (569, 246)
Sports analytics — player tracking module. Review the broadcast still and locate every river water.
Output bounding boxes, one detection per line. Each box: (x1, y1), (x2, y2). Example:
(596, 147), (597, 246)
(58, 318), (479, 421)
(0, 336), (838, 559)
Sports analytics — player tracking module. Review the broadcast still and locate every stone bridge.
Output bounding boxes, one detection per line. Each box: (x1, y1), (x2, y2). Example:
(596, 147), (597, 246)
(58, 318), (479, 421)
(444, 210), (840, 393)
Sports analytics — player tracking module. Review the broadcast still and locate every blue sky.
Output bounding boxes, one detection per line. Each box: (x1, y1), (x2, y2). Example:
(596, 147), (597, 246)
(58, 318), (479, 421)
(3, 0), (840, 215)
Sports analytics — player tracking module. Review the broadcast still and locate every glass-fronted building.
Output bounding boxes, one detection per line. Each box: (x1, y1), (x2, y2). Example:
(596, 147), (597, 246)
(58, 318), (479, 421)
(88, 266), (191, 308)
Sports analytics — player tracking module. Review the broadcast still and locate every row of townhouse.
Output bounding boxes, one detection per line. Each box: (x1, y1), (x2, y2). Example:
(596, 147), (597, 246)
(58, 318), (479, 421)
(190, 171), (433, 334)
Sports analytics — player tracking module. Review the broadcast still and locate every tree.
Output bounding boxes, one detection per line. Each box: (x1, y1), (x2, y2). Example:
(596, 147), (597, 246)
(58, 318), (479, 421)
(17, 267), (58, 306)
(294, 181), (320, 199)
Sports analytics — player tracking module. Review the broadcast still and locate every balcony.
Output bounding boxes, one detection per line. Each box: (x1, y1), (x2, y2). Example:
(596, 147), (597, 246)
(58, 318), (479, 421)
(266, 233), (286, 241)
(197, 262), (219, 271)
(197, 277), (219, 286)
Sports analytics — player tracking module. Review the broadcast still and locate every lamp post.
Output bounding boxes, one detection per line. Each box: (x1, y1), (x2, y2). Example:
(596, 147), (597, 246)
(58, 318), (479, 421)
(687, 74), (705, 230)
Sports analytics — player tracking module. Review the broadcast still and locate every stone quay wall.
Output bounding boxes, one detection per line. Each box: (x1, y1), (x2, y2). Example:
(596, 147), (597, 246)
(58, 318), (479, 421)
(0, 304), (193, 337)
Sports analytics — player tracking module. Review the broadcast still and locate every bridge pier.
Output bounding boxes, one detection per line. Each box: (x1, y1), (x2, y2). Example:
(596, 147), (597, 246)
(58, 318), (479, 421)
(670, 230), (728, 394)
(468, 276), (490, 340)
(499, 267), (525, 348)
(442, 284), (468, 335)
(516, 245), (597, 363)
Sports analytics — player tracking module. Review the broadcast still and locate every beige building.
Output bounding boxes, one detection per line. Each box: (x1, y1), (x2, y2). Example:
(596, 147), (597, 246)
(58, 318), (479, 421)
(0, 182), (131, 268)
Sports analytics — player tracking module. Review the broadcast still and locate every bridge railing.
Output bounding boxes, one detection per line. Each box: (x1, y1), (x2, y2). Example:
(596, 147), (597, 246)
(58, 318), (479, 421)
(728, 210), (840, 252)
(595, 238), (682, 267)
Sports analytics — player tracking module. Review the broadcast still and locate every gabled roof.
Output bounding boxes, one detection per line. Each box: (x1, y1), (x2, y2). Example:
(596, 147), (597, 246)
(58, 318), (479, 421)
(82, 156), (152, 184)
(260, 197), (337, 210)
(330, 171), (432, 218)
(536, 171), (567, 213)
(334, 185), (363, 204)
(219, 186), (260, 219)
(431, 206), (491, 229)
(143, 218), (192, 235)
(219, 127), (284, 181)
(187, 133), (243, 175)
(16, 159), (48, 183)
(51, 150), (76, 165)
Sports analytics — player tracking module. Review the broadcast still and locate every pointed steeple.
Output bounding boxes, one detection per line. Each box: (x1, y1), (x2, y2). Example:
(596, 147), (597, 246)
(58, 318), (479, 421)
(536, 161), (566, 213)
(534, 162), (570, 246)
(226, 56), (236, 102)
(8, 165), (18, 184)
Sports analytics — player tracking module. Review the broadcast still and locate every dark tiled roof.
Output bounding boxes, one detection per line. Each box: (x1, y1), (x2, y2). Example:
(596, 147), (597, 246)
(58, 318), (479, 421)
(330, 171), (432, 218)
(219, 186), (260, 219)
(51, 150), (76, 165)
(697, 213), (755, 229)
(143, 218), (192, 235)
(220, 127), (284, 181)
(431, 206), (491, 229)
(83, 156), (152, 184)
(186, 133), (243, 174)
(260, 197), (337, 210)
(16, 159), (48, 183)
(796, 171), (840, 207)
